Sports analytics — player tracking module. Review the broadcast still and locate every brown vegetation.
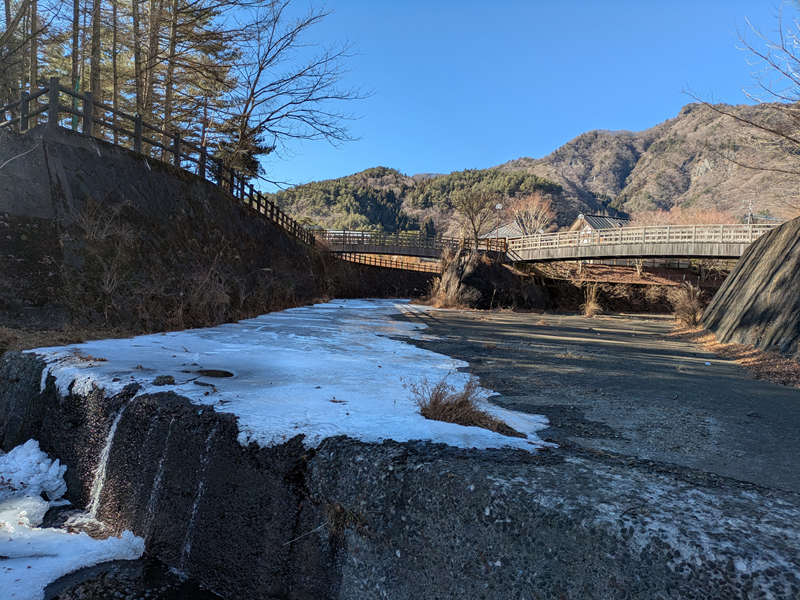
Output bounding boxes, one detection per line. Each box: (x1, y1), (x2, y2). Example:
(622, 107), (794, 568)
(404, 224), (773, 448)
(629, 206), (738, 227)
(669, 282), (704, 327)
(580, 284), (602, 317)
(670, 327), (800, 388)
(404, 374), (523, 438)
(505, 191), (557, 235)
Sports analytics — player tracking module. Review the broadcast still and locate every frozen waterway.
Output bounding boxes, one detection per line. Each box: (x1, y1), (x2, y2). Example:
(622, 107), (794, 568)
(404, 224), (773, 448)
(0, 440), (144, 600)
(30, 299), (550, 452)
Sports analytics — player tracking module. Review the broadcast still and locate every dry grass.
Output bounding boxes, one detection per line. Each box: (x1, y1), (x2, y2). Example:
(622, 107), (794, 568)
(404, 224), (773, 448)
(670, 282), (704, 327)
(670, 327), (800, 388)
(580, 284), (602, 317)
(0, 326), (132, 354)
(325, 501), (370, 538)
(404, 374), (524, 438)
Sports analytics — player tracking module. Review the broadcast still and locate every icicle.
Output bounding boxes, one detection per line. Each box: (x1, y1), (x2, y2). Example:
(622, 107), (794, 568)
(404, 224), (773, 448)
(87, 401), (132, 519)
(144, 417), (175, 539)
(179, 425), (218, 571)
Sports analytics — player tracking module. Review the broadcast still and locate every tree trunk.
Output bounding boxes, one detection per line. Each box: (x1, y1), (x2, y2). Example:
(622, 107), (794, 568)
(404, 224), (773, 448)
(111, 0), (118, 143)
(143, 0), (163, 118)
(161, 0), (179, 158)
(132, 0), (143, 114)
(80, 0), (88, 92)
(28, 0), (36, 89)
(90, 0), (101, 132)
(71, 0), (79, 89)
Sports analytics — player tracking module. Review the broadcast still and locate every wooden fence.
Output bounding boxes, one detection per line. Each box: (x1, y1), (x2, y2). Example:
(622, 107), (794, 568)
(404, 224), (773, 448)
(336, 252), (443, 273)
(0, 76), (315, 246)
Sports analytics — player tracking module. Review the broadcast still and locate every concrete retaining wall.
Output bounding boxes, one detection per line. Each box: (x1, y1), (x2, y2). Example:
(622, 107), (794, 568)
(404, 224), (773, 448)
(1, 351), (798, 599)
(703, 216), (800, 358)
(0, 125), (433, 333)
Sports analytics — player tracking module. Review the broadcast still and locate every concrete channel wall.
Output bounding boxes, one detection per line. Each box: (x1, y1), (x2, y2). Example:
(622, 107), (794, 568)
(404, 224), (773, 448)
(1, 351), (798, 599)
(0, 125), (433, 332)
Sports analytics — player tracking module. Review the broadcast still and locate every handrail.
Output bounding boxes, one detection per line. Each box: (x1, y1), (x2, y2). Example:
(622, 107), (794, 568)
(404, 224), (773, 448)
(337, 252), (442, 273)
(505, 223), (777, 253)
(0, 76), (316, 247)
(318, 230), (507, 253)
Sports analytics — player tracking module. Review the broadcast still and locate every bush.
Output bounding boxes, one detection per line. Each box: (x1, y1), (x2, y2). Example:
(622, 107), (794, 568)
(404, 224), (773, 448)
(404, 374), (523, 437)
(580, 283), (602, 317)
(671, 282), (704, 327)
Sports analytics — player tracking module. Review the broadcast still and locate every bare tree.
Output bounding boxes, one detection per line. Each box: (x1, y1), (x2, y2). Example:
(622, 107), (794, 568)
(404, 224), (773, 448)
(685, 4), (800, 217)
(219, 1), (369, 179)
(451, 189), (502, 248)
(506, 191), (556, 235)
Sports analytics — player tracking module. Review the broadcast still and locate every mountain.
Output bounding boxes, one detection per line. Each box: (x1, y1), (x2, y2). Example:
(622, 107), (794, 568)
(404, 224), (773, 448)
(268, 103), (798, 234)
(502, 102), (797, 220)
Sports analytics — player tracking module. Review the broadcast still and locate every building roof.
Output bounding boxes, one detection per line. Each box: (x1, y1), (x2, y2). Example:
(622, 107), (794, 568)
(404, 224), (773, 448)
(569, 214), (631, 232)
(480, 221), (527, 239)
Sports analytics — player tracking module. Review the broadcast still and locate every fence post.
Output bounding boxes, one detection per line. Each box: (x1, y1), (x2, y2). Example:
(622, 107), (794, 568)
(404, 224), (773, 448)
(173, 132), (181, 167)
(48, 77), (59, 127)
(216, 161), (224, 187)
(83, 91), (93, 136)
(199, 145), (206, 179)
(19, 91), (29, 131)
(133, 114), (143, 153)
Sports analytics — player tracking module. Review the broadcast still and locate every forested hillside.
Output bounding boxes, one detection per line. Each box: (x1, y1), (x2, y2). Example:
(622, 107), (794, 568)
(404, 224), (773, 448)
(268, 166), (567, 234)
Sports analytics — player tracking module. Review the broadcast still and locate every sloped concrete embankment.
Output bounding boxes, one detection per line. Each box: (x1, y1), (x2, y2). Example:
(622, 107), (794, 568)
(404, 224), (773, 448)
(0, 126), (433, 335)
(704, 216), (800, 358)
(1, 352), (799, 599)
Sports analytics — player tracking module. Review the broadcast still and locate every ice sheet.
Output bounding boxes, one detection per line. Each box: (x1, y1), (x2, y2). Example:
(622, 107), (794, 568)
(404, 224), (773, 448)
(0, 440), (144, 600)
(29, 299), (551, 452)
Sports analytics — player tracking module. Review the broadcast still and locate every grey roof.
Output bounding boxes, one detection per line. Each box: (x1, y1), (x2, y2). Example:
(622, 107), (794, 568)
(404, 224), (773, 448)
(570, 214), (631, 231)
(480, 221), (527, 239)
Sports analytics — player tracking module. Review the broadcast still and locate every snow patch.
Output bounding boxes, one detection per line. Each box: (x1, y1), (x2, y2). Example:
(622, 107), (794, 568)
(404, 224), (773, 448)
(0, 440), (144, 600)
(29, 299), (551, 452)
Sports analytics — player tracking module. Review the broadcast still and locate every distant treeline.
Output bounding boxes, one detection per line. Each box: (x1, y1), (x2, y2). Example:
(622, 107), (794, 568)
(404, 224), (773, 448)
(406, 168), (562, 209)
(267, 166), (562, 233)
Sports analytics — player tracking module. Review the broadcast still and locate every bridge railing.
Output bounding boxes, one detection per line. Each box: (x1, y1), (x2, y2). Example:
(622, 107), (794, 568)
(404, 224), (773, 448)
(337, 252), (442, 273)
(506, 224), (777, 253)
(0, 76), (315, 247)
(318, 230), (506, 253)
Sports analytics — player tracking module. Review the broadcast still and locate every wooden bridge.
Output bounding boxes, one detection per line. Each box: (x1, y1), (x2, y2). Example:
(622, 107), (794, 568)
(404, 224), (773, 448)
(504, 223), (776, 262)
(317, 223), (778, 268)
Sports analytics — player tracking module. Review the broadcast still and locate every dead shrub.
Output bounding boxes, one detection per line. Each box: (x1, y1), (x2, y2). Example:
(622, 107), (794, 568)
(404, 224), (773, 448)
(670, 282), (704, 327)
(580, 284), (602, 317)
(404, 374), (523, 438)
(325, 501), (370, 538)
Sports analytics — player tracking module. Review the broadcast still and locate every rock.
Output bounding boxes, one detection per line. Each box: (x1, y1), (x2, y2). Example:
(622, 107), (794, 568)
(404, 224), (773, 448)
(152, 375), (175, 386)
(435, 249), (550, 309)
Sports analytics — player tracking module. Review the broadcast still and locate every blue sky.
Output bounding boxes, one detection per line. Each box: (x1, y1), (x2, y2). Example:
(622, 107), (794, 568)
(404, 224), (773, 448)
(261, 0), (790, 190)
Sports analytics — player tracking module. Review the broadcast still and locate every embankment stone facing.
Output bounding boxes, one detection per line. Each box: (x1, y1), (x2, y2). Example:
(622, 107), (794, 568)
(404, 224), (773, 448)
(2, 351), (798, 599)
(0, 125), (433, 333)
(704, 216), (800, 358)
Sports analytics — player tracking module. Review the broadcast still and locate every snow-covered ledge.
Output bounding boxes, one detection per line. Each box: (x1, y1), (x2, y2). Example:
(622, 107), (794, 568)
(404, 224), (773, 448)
(31, 299), (550, 452)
